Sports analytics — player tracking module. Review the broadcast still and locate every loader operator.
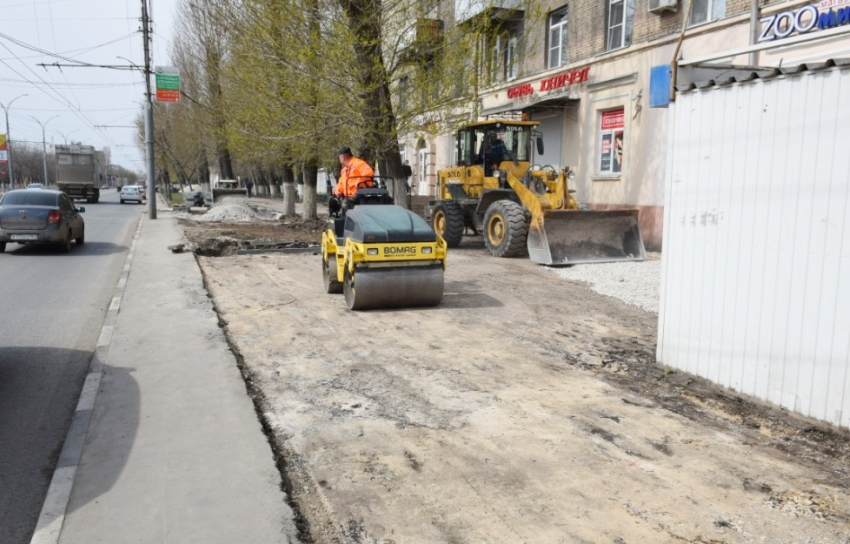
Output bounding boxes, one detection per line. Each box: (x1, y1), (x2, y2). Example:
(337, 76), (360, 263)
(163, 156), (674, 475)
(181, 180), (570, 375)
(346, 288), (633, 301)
(334, 147), (374, 199)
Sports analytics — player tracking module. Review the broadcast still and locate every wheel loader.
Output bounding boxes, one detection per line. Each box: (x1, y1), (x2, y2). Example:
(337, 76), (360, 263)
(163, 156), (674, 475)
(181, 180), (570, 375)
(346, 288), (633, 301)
(430, 120), (646, 265)
(321, 177), (447, 310)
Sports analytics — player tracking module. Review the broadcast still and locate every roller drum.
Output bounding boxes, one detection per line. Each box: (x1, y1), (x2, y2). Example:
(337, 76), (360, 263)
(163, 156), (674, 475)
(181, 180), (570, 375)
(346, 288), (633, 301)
(344, 265), (444, 310)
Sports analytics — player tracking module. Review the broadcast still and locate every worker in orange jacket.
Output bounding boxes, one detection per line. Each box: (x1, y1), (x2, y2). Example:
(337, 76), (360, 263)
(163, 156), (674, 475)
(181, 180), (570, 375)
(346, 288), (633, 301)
(334, 147), (374, 199)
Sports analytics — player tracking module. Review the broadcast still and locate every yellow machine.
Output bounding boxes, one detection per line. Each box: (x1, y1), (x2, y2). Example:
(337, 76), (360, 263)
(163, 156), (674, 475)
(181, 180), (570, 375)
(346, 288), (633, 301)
(431, 120), (645, 265)
(321, 182), (447, 310)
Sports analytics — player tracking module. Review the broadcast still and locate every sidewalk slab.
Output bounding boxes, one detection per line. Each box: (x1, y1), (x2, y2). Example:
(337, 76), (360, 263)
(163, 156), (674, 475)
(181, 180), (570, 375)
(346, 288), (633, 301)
(56, 211), (299, 544)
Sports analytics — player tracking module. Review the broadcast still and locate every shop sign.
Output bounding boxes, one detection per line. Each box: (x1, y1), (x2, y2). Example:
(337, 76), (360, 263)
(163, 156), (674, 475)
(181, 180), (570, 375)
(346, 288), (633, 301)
(506, 66), (590, 99)
(601, 110), (624, 131)
(413, 112), (442, 126)
(758, 0), (850, 42)
(0, 134), (7, 164)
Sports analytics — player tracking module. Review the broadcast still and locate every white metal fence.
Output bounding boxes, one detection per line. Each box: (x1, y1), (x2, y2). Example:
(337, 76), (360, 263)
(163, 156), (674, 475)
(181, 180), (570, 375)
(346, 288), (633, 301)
(658, 65), (850, 429)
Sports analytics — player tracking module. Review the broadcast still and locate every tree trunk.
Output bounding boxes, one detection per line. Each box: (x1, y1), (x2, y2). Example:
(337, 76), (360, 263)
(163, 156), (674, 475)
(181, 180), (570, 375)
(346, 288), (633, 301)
(282, 164), (296, 216)
(302, 163), (318, 220)
(200, 151), (211, 192)
(338, 0), (408, 209)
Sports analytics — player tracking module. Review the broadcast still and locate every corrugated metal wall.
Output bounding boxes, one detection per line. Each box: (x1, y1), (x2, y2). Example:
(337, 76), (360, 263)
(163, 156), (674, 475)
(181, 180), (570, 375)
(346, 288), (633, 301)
(658, 66), (850, 429)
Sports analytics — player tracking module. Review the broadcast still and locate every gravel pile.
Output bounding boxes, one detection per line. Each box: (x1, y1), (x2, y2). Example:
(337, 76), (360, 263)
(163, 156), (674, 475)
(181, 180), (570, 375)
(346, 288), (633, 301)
(192, 202), (262, 222)
(548, 253), (661, 313)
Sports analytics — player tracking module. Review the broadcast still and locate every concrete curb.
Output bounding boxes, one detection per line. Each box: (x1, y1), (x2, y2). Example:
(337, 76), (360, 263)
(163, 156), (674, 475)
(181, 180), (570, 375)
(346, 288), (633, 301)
(28, 218), (143, 544)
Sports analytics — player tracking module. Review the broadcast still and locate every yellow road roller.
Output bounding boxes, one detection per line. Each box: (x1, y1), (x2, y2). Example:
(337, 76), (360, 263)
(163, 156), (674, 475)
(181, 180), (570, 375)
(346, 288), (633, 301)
(321, 181), (447, 310)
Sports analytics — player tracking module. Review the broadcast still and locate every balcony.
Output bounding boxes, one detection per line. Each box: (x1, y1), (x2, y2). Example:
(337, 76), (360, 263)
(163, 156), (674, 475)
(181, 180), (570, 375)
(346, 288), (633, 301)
(400, 18), (444, 63)
(455, 0), (523, 24)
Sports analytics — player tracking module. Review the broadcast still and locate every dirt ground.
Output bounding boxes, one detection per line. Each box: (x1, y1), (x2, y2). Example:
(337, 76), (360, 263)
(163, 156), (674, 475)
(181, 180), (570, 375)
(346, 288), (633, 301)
(181, 209), (850, 544)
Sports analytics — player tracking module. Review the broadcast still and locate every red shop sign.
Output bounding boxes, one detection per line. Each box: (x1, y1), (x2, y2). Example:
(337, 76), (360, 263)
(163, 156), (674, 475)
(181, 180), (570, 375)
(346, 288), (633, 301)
(506, 66), (591, 99)
(601, 109), (624, 130)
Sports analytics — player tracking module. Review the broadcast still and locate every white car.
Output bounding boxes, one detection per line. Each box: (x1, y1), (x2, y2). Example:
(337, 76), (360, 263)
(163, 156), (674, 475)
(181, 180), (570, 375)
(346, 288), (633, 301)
(26, 183), (44, 190)
(120, 186), (145, 204)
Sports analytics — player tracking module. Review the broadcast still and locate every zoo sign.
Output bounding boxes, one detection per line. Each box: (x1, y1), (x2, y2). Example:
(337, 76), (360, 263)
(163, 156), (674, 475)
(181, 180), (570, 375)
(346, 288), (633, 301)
(758, 0), (850, 42)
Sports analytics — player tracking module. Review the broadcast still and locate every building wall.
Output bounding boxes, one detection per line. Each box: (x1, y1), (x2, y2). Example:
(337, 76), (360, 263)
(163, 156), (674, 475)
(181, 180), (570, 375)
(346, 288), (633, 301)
(398, 0), (848, 249)
(657, 65), (850, 429)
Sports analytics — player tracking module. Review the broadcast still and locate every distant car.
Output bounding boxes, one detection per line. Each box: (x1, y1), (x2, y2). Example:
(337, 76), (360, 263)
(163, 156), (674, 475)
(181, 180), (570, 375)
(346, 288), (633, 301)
(26, 183), (44, 190)
(120, 186), (145, 204)
(0, 189), (85, 253)
(185, 190), (212, 208)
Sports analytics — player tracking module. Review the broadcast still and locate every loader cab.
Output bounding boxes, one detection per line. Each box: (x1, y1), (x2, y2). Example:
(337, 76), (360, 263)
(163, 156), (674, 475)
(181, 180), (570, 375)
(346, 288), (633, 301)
(457, 121), (535, 173)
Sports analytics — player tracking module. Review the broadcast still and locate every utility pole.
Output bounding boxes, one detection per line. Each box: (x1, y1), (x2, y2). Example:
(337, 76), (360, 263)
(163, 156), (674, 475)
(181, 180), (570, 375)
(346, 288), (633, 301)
(0, 94), (27, 189)
(142, 0), (157, 219)
(32, 115), (59, 186)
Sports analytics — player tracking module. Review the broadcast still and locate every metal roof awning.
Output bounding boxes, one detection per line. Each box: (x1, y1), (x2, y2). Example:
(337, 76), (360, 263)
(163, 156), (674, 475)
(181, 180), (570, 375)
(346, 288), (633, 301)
(481, 102), (517, 116)
(481, 94), (576, 117)
(521, 95), (576, 111)
(676, 58), (850, 92)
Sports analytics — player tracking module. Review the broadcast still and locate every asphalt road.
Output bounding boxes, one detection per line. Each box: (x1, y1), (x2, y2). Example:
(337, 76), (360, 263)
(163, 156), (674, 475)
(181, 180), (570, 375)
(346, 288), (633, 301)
(0, 189), (142, 544)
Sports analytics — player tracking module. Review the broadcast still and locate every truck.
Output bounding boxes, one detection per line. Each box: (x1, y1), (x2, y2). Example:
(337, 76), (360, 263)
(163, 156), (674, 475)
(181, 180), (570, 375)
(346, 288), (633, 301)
(55, 144), (100, 203)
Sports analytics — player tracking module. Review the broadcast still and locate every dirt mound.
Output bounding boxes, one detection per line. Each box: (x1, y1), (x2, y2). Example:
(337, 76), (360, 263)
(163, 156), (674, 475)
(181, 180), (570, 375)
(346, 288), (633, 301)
(192, 203), (266, 222)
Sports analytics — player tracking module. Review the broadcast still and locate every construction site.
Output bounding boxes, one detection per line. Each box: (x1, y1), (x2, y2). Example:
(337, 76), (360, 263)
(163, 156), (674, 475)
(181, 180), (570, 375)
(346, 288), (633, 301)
(176, 196), (850, 544)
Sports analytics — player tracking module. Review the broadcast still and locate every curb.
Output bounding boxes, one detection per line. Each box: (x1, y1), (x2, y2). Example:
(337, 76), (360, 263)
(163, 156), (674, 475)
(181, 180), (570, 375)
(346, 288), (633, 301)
(28, 217), (144, 544)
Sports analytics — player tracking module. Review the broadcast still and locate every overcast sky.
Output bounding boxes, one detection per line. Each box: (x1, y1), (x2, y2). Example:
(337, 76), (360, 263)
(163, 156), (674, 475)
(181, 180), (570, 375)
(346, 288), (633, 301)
(0, 0), (177, 173)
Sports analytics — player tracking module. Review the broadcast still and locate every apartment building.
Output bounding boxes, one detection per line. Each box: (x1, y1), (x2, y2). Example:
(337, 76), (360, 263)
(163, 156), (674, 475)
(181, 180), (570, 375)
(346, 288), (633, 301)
(398, 0), (850, 250)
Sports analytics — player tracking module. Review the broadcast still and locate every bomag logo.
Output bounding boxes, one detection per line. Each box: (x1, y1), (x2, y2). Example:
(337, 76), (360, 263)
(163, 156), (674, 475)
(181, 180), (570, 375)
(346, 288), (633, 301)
(384, 246), (417, 256)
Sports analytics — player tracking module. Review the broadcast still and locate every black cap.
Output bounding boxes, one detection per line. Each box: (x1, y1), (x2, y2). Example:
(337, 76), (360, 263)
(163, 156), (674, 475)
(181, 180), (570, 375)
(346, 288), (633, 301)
(338, 146), (352, 156)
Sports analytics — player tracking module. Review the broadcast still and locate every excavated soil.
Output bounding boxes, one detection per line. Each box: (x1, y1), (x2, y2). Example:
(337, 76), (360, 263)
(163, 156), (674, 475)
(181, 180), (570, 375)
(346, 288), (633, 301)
(180, 209), (850, 544)
(179, 216), (324, 256)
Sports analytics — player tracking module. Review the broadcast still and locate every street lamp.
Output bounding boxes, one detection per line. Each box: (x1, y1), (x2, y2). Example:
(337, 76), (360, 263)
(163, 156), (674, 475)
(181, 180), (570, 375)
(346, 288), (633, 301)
(55, 129), (80, 145)
(31, 115), (59, 186)
(0, 94), (28, 189)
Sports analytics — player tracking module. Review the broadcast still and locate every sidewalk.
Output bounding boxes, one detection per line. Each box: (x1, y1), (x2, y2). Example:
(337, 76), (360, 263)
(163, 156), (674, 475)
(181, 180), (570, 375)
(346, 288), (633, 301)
(40, 200), (300, 544)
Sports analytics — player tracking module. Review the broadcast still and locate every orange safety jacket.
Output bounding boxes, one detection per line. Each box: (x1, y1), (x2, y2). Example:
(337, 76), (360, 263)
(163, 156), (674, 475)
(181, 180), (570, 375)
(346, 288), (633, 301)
(335, 157), (375, 198)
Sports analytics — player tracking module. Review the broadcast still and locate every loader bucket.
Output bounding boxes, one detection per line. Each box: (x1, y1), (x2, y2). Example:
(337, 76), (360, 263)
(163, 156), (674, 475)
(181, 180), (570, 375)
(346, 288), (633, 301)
(527, 209), (646, 265)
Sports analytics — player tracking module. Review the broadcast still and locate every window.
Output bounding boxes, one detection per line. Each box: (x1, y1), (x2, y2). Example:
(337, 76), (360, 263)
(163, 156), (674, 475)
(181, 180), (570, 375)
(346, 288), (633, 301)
(398, 75), (410, 111)
(607, 0), (635, 51)
(489, 35), (502, 83)
(547, 8), (568, 68)
(690, 0), (726, 26)
(506, 35), (518, 81)
(486, 28), (519, 84)
(598, 108), (625, 175)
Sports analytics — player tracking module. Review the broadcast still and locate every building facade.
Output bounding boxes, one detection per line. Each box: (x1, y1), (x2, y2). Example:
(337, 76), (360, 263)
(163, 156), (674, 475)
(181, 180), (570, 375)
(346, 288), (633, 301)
(397, 0), (850, 250)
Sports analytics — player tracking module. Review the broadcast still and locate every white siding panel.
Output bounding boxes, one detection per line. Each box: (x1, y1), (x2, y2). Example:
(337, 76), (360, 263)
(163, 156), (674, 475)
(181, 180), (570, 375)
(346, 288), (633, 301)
(658, 67), (850, 429)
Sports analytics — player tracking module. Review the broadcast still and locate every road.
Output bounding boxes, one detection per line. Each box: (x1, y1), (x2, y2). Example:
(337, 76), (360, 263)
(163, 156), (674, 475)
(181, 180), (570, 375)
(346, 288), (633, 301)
(0, 189), (142, 544)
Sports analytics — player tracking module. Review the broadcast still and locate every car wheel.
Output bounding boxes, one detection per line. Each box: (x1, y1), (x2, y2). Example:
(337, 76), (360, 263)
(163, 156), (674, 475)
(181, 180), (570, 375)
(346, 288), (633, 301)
(120, 199), (125, 204)
(75, 227), (85, 245)
(61, 234), (72, 253)
(0, 242), (6, 253)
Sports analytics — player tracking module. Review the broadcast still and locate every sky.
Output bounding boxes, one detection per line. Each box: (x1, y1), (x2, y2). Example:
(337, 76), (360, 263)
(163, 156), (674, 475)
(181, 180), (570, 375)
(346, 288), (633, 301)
(0, 0), (177, 173)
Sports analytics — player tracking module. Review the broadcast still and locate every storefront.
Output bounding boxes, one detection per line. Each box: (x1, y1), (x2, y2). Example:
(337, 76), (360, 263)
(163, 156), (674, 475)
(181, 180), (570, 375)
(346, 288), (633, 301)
(478, 57), (666, 250)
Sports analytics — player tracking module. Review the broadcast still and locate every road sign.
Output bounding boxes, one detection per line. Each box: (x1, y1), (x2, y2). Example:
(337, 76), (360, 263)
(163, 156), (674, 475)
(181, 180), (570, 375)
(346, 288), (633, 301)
(155, 66), (180, 103)
(0, 134), (7, 163)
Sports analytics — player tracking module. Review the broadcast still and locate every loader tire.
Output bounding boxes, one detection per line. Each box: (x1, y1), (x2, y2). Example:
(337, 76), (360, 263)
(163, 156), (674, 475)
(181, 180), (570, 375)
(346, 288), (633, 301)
(483, 200), (528, 258)
(431, 201), (464, 247)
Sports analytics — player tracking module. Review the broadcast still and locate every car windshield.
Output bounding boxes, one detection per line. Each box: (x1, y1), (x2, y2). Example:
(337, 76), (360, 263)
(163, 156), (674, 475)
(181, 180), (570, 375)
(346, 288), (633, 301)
(1, 191), (59, 206)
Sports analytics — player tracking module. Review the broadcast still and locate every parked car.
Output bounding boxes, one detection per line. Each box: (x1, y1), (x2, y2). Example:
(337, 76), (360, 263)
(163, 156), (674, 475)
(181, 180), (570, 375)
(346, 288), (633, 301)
(0, 189), (85, 253)
(185, 190), (212, 208)
(26, 183), (44, 190)
(120, 185), (145, 204)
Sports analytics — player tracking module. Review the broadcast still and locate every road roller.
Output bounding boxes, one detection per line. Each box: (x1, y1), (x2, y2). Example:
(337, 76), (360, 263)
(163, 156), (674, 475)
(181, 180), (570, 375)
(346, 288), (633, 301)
(321, 180), (447, 311)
